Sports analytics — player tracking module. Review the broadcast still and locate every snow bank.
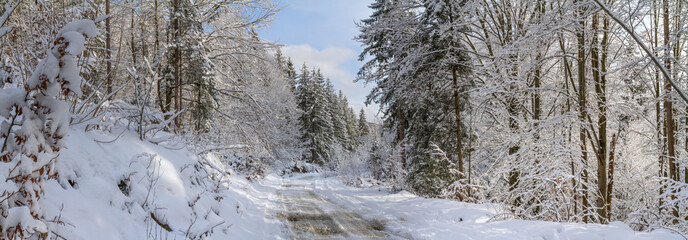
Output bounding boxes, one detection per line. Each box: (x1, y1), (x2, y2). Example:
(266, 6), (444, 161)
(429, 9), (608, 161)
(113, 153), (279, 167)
(43, 127), (283, 239)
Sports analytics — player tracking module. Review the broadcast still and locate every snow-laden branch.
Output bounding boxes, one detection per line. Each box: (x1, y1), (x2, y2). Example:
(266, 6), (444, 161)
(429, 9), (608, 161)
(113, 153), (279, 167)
(0, 1), (20, 39)
(591, 0), (688, 104)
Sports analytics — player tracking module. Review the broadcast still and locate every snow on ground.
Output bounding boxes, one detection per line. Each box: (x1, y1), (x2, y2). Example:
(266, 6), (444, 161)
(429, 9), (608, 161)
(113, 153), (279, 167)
(267, 174), (388, 239)
(44, 126), (284, 239)
(292, 173), (683, 240)
(41, 126), (683, 239)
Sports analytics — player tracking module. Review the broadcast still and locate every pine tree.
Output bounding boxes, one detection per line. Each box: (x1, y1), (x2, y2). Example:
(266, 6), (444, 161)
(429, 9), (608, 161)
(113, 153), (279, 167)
(311, 70), (335, 163)
(185, 3), (216, 132)
(275, 48), (286, 71)
(420, 0), (472, 176)
(357, 0), (472, 196)
(327, 81), (349, 150)
(296, 66), (334, 164)
(358, 109), (370, 137)
(356, 0), (420, 172)
(285, 58), (297, 92)
(342, 97), (360, 149)
(296, 64), (312, 132)
(155, 0), (221, 131)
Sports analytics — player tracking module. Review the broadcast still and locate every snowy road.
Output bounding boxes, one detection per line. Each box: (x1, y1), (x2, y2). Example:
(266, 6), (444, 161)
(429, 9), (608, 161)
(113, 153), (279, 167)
(271, 175), (389, 239)
(262, 173), (683, 240)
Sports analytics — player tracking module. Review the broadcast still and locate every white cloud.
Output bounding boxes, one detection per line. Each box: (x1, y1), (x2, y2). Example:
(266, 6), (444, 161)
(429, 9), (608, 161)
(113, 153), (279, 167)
(282, 44), (381, 123)
(282, 44), (355, 85)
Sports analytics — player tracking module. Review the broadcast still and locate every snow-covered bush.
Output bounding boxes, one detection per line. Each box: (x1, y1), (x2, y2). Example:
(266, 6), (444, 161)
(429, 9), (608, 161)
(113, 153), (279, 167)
(406, 143), (463, 198)
(431, 144), (486, 203)
(334, 148), (372, 187)
(282, 160), (321, 175)
(0, 19), (96, 238)
(634, 179), (688, 232)
(225, 153), (266, 180)
(101, 100), (178, 139)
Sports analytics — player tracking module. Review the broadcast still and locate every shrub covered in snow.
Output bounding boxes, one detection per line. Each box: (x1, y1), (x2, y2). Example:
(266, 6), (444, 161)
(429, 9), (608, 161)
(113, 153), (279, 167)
(225, 153), (267, 180)
(282, 160), (321, 175)
(0, 19), (96, 239)
(627, 179), (688, 232)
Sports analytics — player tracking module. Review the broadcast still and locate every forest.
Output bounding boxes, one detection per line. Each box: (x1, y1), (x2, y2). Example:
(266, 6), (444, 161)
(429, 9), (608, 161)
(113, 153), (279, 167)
(0, 0), (687, 239)
(356, 0), (688, 230)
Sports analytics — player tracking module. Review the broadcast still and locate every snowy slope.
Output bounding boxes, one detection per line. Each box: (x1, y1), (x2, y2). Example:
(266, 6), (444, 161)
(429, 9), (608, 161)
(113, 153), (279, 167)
(44, 127), (284, 239)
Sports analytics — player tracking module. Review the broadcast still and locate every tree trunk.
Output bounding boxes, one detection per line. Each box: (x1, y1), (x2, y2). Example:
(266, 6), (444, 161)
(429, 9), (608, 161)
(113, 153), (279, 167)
(558, 30), (579, 220)
(397, 107), (406, 170)
(607, 130), (619, 222)
(601, 10), (613, 222)
(130, 1), (142, 140)
(507, 79), (520, 206)
(106, 0), (112, 95)
(130, 4), (136, 68)
(531, 0), (544, 131)
(575, 1), (590, 223)
(173, 0), (183, 129)
(674, 0), (688, 186)
(591, 11), (609, 223)
(154, 0), (164, 113)
(566, 65), (577, 219)
(452, 66), (464, 176)
(652, 0), (666, 215)
(533, 69), (541, 128)
(449, 14), (464, 179)
(663, 0), (678, 220)
(196, 83), (202, 131)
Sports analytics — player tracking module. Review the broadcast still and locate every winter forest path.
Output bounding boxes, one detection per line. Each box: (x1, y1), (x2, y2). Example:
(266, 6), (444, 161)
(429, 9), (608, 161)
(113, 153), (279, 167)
(258, 173), (681, 240)
(269, 175), (389, 240)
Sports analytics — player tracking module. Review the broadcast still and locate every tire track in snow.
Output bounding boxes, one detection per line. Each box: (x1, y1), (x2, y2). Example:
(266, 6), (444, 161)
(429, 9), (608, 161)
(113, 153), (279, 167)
(271, 177), (388, 239)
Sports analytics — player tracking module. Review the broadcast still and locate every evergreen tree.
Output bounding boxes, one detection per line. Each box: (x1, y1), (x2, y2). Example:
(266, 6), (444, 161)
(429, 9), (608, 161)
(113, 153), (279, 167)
(296, 66), (334, 164)
(285, 58), (297, 92)
(159, 0), (219, 131)
(358, 109), (370, 137)
(403, 0), (473, 196)
(296, 64), (312, 130)
(185, 3), (216, 132)
(357, 0), (473, 196)
(327, 80), (349, 150)
(275, 48), (286, 71)
(312, 70), (335, 163)
(342, 96), (360, 149)
(356, 0), (420, 172)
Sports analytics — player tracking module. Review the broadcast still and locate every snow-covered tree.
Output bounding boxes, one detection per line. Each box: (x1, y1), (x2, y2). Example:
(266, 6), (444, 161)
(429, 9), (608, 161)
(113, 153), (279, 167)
(343, 97), (360, 149)
(328, 84), (349, 151)
(355, 0), (688, 230)
(285, 58), (298, 93)
(0, 19), (96, 239)
(357, 0), (473, 196)
(296, 66), (334, 165)
(358, 109), (370, 137)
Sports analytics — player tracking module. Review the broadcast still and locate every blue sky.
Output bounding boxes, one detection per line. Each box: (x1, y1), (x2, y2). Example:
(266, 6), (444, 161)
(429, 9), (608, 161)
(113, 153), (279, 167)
(258, 0), (379, 121)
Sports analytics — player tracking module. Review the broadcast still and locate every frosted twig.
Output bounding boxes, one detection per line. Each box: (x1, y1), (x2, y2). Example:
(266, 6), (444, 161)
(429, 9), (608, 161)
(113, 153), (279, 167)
(592, 0), (688, 104)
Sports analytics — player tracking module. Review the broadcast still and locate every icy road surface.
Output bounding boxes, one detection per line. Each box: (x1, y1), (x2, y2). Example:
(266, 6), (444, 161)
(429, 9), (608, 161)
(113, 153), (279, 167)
(271, 175), (389, 239)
